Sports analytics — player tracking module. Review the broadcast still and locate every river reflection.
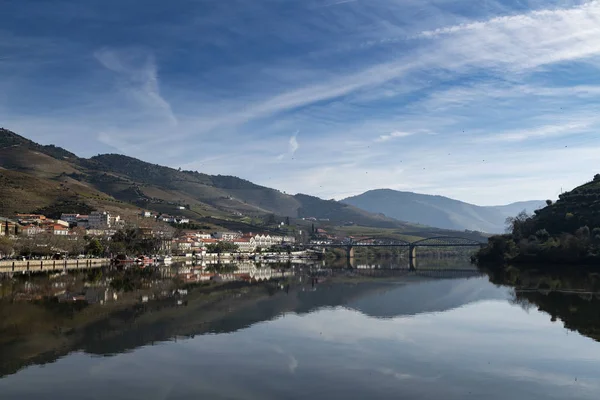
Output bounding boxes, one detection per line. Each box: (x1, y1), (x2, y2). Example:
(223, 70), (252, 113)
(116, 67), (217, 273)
(1, 260), (600, 399)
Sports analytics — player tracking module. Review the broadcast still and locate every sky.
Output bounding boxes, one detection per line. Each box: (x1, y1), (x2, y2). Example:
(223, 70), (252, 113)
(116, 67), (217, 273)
(2, 0), (600, 205)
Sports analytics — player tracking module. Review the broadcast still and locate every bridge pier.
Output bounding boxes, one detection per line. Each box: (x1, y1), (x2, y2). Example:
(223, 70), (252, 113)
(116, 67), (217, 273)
(409, 245), (417, 270)
(346, 246), (355, 261)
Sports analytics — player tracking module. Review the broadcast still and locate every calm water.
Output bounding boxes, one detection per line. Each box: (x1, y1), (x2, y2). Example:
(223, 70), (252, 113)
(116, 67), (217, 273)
(1, 261), (600, 399)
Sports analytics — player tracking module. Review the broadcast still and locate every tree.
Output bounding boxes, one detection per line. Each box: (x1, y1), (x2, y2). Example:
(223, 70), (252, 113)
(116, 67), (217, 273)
(575, 226), (590, 239)
(535, 229), (550, 242)
(86, 238), (104, 256)
(264, 214), (277, 226)
(0, 236), (13, 257)
(108, 241), (127, 255)
(546, 199), (553, 206)
(285, 216), (290, 226)
(505, 210), (532, 239)
(206, 242), (239, 254)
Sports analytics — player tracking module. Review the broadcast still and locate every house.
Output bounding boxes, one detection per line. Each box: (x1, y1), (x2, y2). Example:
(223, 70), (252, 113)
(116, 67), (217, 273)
(89, 211), (120, 229)
(24, 224), (44, 236)
(60, 213), (80, 224)
(160, 215), (175, 223)
(233, 238), (256, 253)
(75, 215), (89, 227)
(15, 214), (46, 224)
(174, 217), (190, 224)
(195, 232), (212, 240)
(141, 211), (154, 218)
(174, 240), (193, 251)
(89, 211), (109, 228)
(1, 217), (20, 236)
(46, 224), (69, 236)
(213, 232), (241, 241)
(54, 219), (70, 228)
(86, 229), (116, 237)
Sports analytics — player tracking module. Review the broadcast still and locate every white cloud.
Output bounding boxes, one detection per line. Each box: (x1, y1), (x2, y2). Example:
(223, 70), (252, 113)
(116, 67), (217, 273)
(475, 120), (598, 143)
(376, 131), (416, 142)
(289, 132), (299, 154)
(277, 131), (300, 160)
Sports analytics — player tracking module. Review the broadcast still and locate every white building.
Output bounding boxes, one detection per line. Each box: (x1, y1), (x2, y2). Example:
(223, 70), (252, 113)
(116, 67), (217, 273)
(47, 224), (69, 236)
(174, 240), (193, 251)
(24, 225), (44, 236)
(213, 232), (241, 240)
(233, 238), (256, 253)
(253, 234), (295, 247)
(89, 211), (120, 229)
(55, 219), (70, 228)
(60, 214), (80, 224)
(161, 215), (175, 223)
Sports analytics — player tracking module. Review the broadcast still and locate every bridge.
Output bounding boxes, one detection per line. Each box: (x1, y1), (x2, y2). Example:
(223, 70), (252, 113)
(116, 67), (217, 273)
(302, 236), (485, 269)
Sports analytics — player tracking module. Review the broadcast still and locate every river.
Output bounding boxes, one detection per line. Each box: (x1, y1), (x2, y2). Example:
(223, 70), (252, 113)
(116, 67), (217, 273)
(1, 260), (599, 399)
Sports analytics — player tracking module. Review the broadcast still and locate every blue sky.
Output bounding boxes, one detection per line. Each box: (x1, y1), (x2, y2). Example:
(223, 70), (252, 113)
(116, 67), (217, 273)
(2, 0), (600, 205)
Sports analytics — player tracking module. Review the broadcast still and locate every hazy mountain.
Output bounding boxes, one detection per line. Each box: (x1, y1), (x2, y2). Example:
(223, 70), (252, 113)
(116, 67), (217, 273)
(342, 189), (545, 233)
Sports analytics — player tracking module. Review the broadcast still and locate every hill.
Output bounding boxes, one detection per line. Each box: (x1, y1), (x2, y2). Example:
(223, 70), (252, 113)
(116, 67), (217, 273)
(342, 189), (544, 233)
(0, 128), (419, 232)
(474, 174), (600, 265)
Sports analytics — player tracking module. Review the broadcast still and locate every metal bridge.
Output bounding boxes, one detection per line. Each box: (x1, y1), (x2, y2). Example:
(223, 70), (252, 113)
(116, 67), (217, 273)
(301, 236), (485, 269)
(348, 236), (484, 247)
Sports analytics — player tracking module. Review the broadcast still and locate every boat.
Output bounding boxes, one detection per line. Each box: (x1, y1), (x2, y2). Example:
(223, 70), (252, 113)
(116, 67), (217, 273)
(135, 255), (154, 266)
(112, 255), (135, 265)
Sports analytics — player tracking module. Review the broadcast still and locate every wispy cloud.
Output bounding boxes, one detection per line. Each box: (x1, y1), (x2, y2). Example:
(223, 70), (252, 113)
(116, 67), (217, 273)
(277, 131), (300, 160)
(475, 120), (597, 143)
(376, 131), (417, 142)
(94, 48), (178, 126)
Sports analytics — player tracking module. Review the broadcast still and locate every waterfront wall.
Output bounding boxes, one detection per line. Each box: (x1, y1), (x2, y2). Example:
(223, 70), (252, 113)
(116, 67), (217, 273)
(0, 258), (111, 274)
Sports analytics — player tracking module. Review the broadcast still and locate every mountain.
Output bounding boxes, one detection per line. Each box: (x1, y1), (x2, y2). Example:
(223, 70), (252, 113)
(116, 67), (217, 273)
(0, 128), (413, 231)
(342, 189), (545, 233)
(491, 201), (548, 220)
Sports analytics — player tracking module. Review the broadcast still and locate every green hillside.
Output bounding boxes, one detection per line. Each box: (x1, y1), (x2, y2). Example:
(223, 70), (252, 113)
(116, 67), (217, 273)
(475, 175), (600, 266)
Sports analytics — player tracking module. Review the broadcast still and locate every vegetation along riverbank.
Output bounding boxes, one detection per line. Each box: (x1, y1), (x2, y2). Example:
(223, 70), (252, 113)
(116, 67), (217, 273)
(474, 175), (600, 267)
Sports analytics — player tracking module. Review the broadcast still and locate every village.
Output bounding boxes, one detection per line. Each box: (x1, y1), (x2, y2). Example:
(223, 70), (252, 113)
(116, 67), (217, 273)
(0, 209), (341, 262)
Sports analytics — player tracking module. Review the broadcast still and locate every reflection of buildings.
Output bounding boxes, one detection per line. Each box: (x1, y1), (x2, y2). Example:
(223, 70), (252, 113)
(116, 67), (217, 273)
(176, 262), (293, 283)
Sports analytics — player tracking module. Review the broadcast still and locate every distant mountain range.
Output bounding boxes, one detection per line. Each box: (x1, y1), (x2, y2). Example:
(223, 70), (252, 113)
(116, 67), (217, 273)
(0, 128), (416, 231)
(342, 189), (545, 233)
(0, 127), (543, 234)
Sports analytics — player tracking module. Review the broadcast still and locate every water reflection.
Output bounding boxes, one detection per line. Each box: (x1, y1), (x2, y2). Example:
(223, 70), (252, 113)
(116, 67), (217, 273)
(484, 266), (600, 342)
(1, 260), (600, 399)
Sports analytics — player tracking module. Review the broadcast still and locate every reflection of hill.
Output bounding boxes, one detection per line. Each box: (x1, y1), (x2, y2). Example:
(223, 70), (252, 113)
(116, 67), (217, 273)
(1, 274), (506, 378)
(517, 291), (600, 341)
(484, 267), (600, 342)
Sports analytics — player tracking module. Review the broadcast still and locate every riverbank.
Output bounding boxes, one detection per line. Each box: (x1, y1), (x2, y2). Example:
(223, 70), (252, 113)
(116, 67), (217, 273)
(0, 258), (110, 274)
